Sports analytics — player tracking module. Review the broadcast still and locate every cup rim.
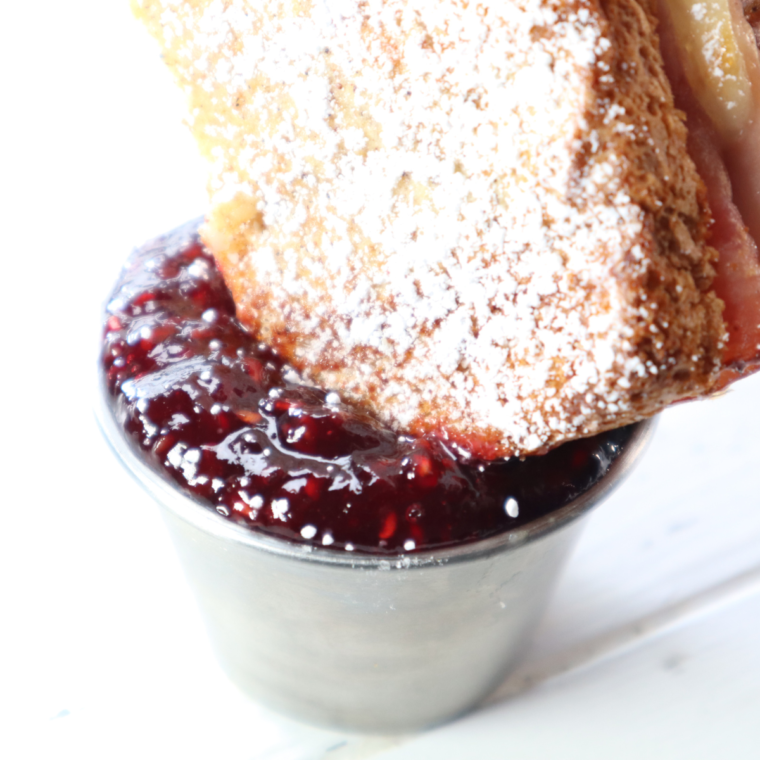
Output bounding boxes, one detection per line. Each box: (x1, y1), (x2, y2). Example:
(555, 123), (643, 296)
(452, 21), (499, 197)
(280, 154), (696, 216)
(96, 372), (655, 570)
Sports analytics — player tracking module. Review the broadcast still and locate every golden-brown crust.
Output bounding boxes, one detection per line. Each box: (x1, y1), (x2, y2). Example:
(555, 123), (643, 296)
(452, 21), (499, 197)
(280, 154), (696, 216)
(134, 0), (726, 458)
(588, 0), (724, 400)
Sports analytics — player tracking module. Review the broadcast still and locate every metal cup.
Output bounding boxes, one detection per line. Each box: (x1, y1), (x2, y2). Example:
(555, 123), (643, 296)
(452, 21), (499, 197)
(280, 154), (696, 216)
(98, 388), (654, 733)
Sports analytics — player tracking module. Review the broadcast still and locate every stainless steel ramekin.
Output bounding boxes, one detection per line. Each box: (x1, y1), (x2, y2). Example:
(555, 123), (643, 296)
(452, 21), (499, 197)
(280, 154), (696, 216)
(97, 386), (654, 733)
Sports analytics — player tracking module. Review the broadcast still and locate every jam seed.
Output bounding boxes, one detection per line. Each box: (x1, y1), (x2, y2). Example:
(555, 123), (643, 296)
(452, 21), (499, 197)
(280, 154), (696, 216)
(305, 476), (322, 500)
(406, 504), (423, 522)
(244, 357), (265, 382)
(378, 512), (398, 540)
(413, 455), (434, 477)
(237, 410), (263, 425)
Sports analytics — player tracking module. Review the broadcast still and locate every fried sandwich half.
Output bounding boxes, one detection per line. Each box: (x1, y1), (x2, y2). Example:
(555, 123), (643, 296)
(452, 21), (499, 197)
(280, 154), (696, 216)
(133, 0), (760, 457)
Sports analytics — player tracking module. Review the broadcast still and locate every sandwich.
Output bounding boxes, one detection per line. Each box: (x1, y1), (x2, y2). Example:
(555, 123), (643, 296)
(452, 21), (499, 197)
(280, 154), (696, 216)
(131, 0), (760, 458)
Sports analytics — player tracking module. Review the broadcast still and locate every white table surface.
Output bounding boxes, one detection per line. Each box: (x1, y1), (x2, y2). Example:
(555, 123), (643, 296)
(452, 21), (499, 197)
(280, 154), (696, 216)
(3, 4), (760, 758)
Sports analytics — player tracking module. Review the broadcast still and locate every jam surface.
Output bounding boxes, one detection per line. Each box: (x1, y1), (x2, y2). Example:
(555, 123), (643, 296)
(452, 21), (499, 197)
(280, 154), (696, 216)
(102, 220), (633, 554)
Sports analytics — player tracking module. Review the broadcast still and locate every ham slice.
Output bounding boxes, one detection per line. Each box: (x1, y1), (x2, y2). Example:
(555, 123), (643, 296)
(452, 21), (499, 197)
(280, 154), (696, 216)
(691, 114), (760, 378)
(658, 0), (760, 383)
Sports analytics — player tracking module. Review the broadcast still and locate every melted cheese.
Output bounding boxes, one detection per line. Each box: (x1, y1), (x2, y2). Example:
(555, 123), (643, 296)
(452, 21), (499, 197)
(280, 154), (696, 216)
(667, 0), (760, 139)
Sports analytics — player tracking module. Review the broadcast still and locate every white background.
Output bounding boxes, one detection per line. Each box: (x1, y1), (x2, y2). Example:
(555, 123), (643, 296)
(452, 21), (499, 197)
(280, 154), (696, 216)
(2, 3), (760, 758)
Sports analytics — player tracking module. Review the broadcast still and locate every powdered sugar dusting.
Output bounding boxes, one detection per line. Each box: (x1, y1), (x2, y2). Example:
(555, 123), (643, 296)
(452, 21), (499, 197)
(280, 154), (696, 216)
(136, 0), (661, 455)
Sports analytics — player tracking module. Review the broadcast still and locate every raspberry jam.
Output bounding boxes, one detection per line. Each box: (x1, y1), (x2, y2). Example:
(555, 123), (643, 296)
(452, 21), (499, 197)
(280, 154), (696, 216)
(101, 220), (633, 555)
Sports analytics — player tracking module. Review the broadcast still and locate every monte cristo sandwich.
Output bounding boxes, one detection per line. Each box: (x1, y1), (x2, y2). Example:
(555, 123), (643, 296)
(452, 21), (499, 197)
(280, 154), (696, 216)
(132, 0), (760, 458)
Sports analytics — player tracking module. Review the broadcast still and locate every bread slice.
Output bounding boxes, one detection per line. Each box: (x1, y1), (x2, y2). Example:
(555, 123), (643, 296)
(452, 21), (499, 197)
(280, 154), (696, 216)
(132, 0), (725, 457)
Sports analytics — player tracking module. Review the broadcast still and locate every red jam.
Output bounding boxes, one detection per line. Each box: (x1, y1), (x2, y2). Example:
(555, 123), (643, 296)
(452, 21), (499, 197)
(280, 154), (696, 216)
(101, 220), (633, 554)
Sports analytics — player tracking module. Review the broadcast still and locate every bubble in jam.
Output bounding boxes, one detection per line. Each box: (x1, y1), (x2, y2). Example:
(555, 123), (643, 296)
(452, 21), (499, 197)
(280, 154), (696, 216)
(101, 220), (633, 555)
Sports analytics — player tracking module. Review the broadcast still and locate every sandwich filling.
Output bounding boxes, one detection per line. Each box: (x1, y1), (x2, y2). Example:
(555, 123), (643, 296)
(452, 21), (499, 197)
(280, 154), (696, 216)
(658, 0), (760, 379)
